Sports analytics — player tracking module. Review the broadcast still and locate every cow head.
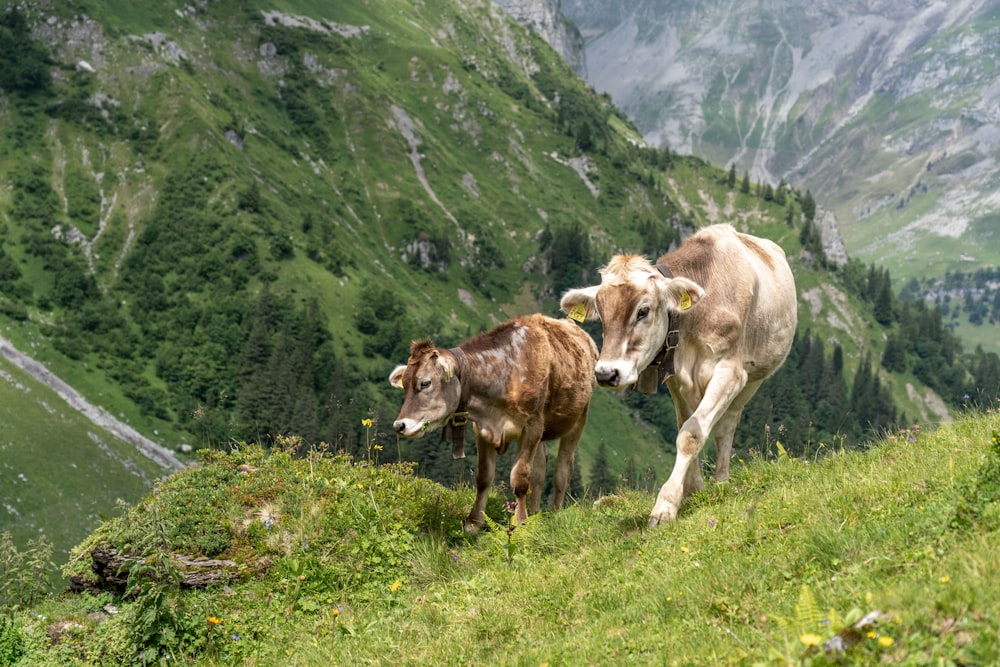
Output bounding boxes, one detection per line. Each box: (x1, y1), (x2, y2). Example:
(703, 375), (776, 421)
(388, 340), (462, 437)
(560, 255), (705, 389)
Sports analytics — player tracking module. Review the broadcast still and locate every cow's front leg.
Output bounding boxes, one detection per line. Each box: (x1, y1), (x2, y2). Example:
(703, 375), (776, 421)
(464, 437), (497, 534)
(528, 444), (547, 514)
(713, 378), (762, 482)
(650, 361), (747, 526)
(510, 425), (544, 524)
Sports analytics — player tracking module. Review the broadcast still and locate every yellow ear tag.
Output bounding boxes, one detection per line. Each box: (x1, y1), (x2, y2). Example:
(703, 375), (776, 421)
(445, 366), (453, 382)
(679, 291), (692, 311)
(568, 303), (587, 322)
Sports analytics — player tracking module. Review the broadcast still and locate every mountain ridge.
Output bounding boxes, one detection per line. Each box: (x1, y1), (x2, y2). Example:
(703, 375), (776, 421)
(559, 0), (1000, 352)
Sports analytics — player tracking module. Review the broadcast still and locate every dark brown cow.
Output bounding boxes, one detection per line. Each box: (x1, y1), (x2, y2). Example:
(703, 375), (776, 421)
(560, 224), (797, 526)
(389, 314), (598, 531)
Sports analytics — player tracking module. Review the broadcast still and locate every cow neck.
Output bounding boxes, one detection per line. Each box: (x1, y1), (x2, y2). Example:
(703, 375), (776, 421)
(637, 263), (681, 392)
(442, 346), (472, 459)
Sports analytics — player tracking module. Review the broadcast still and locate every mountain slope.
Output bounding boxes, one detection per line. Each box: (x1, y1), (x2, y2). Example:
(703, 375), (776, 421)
(0, 0), (952, 558)
(9, 411), (1000, 665)
(561, 0), (1000, 351)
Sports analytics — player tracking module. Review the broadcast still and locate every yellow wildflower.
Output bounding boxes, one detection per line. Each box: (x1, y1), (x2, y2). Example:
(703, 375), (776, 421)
(878, 636), (894, 648)
(799, 633), (821, 647)
(207, 616), (222, 625)
(362, 418), (373, 427)
(390, 579), (403, 592)
(940, 575), (950, 583)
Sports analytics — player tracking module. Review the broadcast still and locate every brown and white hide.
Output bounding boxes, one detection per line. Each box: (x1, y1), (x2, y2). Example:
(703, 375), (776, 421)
(389, 314), (598, 532)
(560, 224), (797, 526)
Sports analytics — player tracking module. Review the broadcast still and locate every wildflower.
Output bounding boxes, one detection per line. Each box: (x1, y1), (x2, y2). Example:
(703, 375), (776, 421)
(878, 635), (894, 648)
(208, 616), (222, 626)
(231, 633), (241, 641)
(373, 444), (383, 451)
(679, 545), (689, 553)
(390, 579), (403, 592)
(709, 519), (716, 527)
(504, 501), (517, 513)
(362, 418), (373, 427)
(332, 607), (341, 618)
(800, 633), (821, 647)
(940, 575), (950, 583)
(866, 630), (877, 639)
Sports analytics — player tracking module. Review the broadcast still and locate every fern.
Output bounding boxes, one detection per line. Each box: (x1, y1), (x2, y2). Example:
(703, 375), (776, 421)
(481, 511), (543, 567)
(794, 584), (823, 636)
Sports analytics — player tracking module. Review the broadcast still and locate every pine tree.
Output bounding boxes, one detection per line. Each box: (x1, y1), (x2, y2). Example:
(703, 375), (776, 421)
(801, 190), (816, 222)
(588, 442), (615, 498)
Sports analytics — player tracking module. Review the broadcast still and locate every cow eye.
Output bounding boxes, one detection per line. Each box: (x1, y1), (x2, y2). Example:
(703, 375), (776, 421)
(636, 306), (650, 321)
(418, 379), (432, 390)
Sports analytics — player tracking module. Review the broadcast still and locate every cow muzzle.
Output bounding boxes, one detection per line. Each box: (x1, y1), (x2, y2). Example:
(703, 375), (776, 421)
(393, 418), (428, 438)
(594, 362), (636, 389)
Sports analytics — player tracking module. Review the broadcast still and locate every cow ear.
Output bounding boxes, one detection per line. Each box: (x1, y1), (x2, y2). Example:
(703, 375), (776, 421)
(662, 277), (705, 312)
(560, 285), (601, 322)
(388, 365), (407, 388)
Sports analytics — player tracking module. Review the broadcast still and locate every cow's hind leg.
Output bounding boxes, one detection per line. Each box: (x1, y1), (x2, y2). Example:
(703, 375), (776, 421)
(464, 437), (497, 534)
(552, 408), (588, 510)
(510, 424), (544, 525)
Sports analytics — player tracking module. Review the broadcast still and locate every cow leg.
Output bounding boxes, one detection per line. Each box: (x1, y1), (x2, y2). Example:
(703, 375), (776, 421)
(528, 445), (547, 514)
(510, 424), (544, 525)
(713, 378), (762, 482)
(650, 360), (748, 526)
(552, 409), (588, 510)
(464, 436), (497, 534)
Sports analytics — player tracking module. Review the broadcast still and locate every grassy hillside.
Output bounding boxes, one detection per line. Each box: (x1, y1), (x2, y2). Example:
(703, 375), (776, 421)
(0, 0), (973, 565)
(0, 346), (167, 569)
(2, 410), (998, 665)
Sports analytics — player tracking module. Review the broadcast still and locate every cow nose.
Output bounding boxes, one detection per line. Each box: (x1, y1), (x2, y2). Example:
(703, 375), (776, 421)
(393, 420), (406, 433)
(595, 367), (619, 386)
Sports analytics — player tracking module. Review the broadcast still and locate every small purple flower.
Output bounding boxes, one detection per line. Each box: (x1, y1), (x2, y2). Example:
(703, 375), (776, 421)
(709, 519), (716, 527)
(231, 633), (241, 641)
(504, 501), (517, 513)
(963, 394), (971, 401)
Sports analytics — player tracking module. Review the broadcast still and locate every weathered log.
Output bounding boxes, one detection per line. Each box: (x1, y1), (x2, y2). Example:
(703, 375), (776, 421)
(70, 543), (244, 593)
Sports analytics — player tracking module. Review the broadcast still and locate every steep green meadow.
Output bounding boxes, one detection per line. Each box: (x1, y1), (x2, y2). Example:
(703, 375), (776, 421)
(3, 410), (997, 665)
(0, 349), (166, 570)
(1, 0), (985, 577)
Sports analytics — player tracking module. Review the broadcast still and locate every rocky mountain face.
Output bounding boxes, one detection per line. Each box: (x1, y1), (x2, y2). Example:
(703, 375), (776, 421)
(492, 0), (586, 75)
(560, 0), (1000, 329)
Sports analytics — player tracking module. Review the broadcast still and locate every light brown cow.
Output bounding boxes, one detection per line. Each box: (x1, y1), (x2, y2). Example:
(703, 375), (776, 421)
(560, 224), (797, 526)
(389, 314), (598, 531)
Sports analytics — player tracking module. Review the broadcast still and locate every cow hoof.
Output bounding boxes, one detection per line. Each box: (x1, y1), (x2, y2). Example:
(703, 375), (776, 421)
(648, 503), (679, 527)
(462, 520), (483, 536)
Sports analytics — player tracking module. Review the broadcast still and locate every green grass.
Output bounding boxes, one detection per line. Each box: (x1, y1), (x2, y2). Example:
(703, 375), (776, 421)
(5, 410), (999, 665)
(0, 353), (166, 567)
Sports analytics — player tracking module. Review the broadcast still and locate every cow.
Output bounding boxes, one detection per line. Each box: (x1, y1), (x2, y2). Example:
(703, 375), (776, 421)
(560, 223), (797, 526)
(389, 314), (598, 532)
